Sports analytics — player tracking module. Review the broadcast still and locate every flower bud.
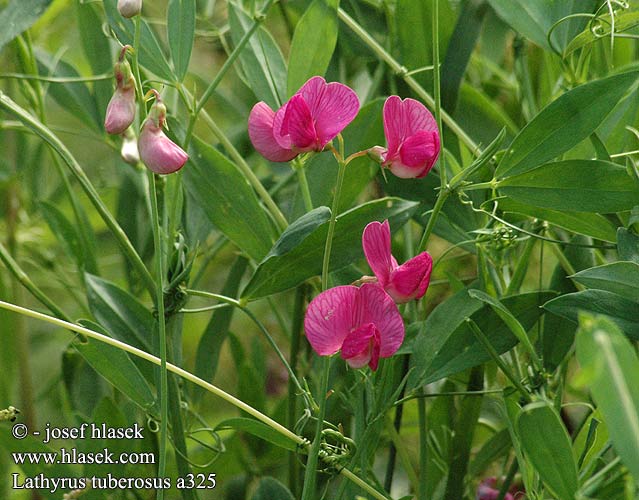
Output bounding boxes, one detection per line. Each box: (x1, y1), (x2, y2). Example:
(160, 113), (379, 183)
(138, 94), (189, 175)
(120, 127), (140, 165)
(117, 0), (142, 18)
(105, 58), (136, 135)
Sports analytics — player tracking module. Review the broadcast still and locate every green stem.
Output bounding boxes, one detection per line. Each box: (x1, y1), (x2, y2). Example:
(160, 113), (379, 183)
(148, 172), (168, 498)
(417, 391), (428, 500)
(416, 188), (450, 253)
(301, 356), (331, 500)
(466, 319), (531, 402)
(187, 289), (306, 396)
(0, 93), (156, 295)
(432, 0), (445, 187)
(0, 72), (112, 83)
(384, 415), (419, 491)
(321, 157), (348, 290)
(0, 299), (390, 500)
(0, 241), (71, 322)
(187, 97), (288, 231)
(294, 159), (314, 212)
(184, 0), (276, 147)
(337, 8), (480, 155)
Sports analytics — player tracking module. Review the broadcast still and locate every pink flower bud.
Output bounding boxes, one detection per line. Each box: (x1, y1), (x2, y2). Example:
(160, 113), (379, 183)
(117, 0), (142, 18)
(105, 86), (136, 135)
(138, 95), (188, 175)
(105, 57), (136, 135)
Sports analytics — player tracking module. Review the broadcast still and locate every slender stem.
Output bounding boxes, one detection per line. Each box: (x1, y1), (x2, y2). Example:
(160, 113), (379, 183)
(0, 299), (390, 500)
(0, 73), (112, 83)
(0, 92), (156, 295)
(148, 172), (168, 497)
(417, 189), (450, 253)
(132, 17), (145, 106)
(321, 158), (348, 290)
(301, 356), (331, 500)
(187, 289), (306, 396)
(384, 415), (419, 491)
(295, 160), (314, 212)
(417, 391), (428, 500)
(432, 0), (445, 187)
(337, 8), (480, 155)
(184, 0), (276, 147)
(466, 319), (531, 402)
(188, 99), (288, 231)
(0, 242), (71, 322)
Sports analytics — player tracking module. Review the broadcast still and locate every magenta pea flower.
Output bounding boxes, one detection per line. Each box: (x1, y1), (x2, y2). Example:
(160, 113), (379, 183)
(248, 76), (360, 162)
(138, 91), (189, 175)
(304, 283), (404, 371)
(362, 220), (433, 304)
(373, 95), (440, 179)
(105, 49), (136, 135)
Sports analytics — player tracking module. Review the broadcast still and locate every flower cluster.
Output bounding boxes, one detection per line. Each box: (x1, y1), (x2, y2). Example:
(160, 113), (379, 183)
(248, 77), (440, 179)
(249, 76), (440, 371)
(304, 220), (433, 371)
(104, 47), (188, 175)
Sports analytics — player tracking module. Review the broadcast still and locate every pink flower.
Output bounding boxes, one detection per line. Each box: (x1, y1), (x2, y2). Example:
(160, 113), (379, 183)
(377, 96), (440, 179)
(477, 478), (514, 500)
(362, 220), (433, 304)
(304, 283), (404, 371)
(138, 93), (188, 175)
(105, 54), (136, 135)
(248, 76), (360, 162)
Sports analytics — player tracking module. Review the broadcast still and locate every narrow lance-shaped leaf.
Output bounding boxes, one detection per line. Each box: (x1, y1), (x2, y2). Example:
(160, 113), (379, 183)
(496, 70), (639, 178)
(576, 314), (639, 482)
(498, 160), (639, 213)
(168, 0), (196, 81)
(0, 0), (52, 51)
(516, 401), (579, 500)
(287, 0), (338, 96)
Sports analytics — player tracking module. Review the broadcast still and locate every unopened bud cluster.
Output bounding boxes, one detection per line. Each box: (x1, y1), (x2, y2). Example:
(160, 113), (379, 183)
(104, 46), (188, 174)
(0, 406), (20, 422)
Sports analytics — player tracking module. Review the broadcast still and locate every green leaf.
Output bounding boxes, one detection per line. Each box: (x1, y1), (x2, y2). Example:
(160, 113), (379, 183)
(291, 99), (384, 218)
(497, 197), (618, 242)
(242, 197), (419, 300)
(571, 262), (639, 301)
(251, 476), (296, 500)
(0, 0), (52, 51)
(496, 71), (639, 178)
(408, 290), (554, 388)
(287, 0), (338, 96)
(215, 418), (298, 452)
(618, 227), (639, 264)
(76, 0), (113, 122)
(565, 10), (639, 55)
(544, 290), (639, 340)
(168, 0), (195, 81)
(36, 49), (101, 131)
(441, 0), (488, 112)
(192, 256), (248, 403)
(103, 0), (174, 80)
(74, 321), (156, 413)
(516, 401), (579, 500)
(498, 160), (639, 213)
(469, 428), (512, 476)
(487, 0), (597, 52)
(85, 273), (154, 353)
(228, 1), (287, 109)
(183, 137), (276, 261)
(38, 201), (84, 270)
(576, 314), (639, 482)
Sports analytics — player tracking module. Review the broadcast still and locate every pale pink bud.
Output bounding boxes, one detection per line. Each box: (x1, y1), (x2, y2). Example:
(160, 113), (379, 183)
(117, 0), (142, 18)
(105, 85), (136, 135)
(138, 96), (188, 175)
(120, 127), (140, 165)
